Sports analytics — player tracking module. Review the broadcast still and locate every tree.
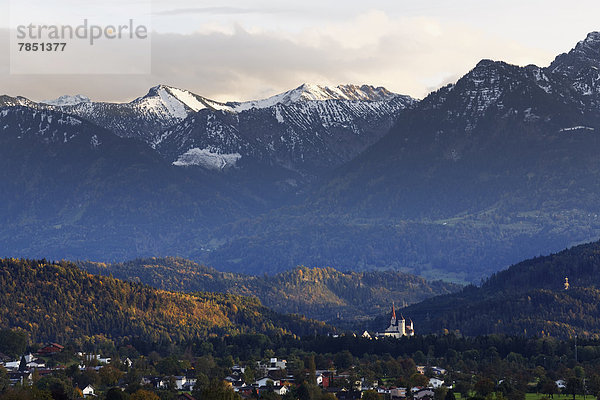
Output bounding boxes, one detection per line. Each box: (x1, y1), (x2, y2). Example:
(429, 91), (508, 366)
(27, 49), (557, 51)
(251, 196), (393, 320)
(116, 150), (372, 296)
(200, 379), (241, 400)
(474, 378), (495, 397)
(409, 373), (429, 388)
(129, 389), (159, 400)
(541, 380), (558, 398)
(99, 365), (124, 386)
(362, 390), (380, 400)
(334, 351), (353, 370)
(0, 329), (28, 357)
(308, 355), (317, 385)
(445, 390), (457, 400)
(567, 377), (582, 400)
(105, 387), (129, 400)
(454, 380), (471, 398)
(35, 376), (76, 400)
(435, 387), (448, 400)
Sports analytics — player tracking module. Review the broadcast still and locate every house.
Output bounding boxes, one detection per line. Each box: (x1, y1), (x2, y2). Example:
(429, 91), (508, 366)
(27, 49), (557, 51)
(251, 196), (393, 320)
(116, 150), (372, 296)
(3, 360), (20, 371)
(255, 377), (280, 387)
(390, 387), (408, 399)
(232, 365), (246, 374)
(141, 376), (168, 389)
(431, 367), (447, 376)
(85, 354), (111, 364)
(174, 376), (196, 391)
(9, 372), (32, 386)
(316, 371), (333, 388)
(37, 343), (64, 355)
(556, 380), (566, 389)
(429, 378), (444, 388)
(26, 355), (46, 369)
(257, 385), (288, 396)
(273, 386), (288, 395)
(257, 358), (287, 374)
(414, 389), (435, 400)
(81, 384), (95, 397)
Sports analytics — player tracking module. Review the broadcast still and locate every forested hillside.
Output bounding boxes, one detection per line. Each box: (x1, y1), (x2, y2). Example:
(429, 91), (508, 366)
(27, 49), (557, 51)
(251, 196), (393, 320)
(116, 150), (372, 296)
(78, 258), (460, 325)
(397, 240), (600, 338)
(0, 258), (330, 343)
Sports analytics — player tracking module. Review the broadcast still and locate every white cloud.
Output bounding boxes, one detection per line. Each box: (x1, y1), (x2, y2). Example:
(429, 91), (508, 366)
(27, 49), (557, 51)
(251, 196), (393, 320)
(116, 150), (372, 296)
(0, 9), (580, 103)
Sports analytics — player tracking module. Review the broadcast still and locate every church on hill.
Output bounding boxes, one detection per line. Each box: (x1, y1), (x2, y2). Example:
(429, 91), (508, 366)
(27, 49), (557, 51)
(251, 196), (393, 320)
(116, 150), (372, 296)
(376, 303), (414, 338)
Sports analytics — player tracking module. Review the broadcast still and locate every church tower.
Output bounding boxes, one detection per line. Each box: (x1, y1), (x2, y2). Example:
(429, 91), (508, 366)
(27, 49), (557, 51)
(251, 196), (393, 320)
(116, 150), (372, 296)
(399, 314), (406, 336)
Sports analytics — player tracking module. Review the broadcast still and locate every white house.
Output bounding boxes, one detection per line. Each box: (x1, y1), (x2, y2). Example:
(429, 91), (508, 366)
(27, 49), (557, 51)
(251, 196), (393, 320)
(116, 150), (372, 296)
(273, 386), (288, 395)
(82, 385), (95, 397)
(429, 378), (444, 388)
(4, 361), (19, 370)
(174, 376), (196, 391)
(255, 377), (280, 387)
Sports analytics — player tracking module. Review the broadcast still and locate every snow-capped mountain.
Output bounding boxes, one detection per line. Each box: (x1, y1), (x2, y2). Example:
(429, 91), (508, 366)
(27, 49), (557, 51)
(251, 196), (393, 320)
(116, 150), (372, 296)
(27, 83), (414, 174)
(226, 83), (400, 111)
(40, 85), (232, 145)
(0, 95), (38, 108)
(41, 94), (91, 107)
(156, 83), (415, 174)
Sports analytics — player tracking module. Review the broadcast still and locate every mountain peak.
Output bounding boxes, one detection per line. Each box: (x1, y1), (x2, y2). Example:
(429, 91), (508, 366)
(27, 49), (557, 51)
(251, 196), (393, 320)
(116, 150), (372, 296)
(231, 83), (400, 112)
(549, 31), (600, 76)
(294, 83), (398, 102)
(136, 85), (210, 119)
(565, 31), (600, 62)
(41, 94), (91, 107)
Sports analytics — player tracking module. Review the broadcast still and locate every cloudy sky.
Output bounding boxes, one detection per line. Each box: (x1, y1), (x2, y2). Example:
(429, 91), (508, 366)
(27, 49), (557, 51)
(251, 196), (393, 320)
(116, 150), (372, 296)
(1, 0), (599, 102)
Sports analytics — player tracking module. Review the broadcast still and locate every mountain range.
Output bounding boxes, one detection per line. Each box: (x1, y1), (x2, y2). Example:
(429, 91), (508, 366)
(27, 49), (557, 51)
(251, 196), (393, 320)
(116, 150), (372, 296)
(4, 32), (600, 283)
(39, 83), (414, 177)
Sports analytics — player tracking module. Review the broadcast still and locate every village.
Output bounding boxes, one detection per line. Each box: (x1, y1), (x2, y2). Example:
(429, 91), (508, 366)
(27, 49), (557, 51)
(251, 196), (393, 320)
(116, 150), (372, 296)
(0, 342), (453, 400)
(0, 306), (585, 400)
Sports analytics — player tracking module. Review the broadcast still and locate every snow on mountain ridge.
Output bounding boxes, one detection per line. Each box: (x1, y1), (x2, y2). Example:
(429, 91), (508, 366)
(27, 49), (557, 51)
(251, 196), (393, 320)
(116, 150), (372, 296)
(41, 94), (91, 107)
(230, 83), (401, 112)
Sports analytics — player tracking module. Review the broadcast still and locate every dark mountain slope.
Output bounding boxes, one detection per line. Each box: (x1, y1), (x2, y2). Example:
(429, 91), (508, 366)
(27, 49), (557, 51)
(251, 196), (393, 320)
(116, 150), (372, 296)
(0, 106), (259, 261)
(398, 240), (600, 338)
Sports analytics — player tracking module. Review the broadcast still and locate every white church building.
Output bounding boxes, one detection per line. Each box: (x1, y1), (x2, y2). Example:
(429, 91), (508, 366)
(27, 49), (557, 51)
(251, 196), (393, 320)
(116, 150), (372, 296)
(376, 303), (414, 338)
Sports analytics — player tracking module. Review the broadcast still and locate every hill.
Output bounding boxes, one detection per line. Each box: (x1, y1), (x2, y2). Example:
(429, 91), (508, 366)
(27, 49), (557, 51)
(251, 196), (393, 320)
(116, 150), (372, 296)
(0, 258), (331, 343)
(77, 258), (460, 325)
(397, 240), (600, 338)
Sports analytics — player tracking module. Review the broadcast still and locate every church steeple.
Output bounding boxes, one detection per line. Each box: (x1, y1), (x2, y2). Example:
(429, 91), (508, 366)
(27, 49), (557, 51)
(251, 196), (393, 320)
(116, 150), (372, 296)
(391, 302), (396, 320)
